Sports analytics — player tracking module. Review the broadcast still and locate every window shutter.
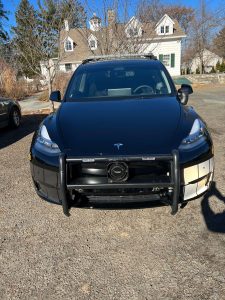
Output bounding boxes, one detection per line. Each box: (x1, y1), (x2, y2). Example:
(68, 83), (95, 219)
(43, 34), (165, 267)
(171, 53), (175, 67)
(159, 54), (163, 62)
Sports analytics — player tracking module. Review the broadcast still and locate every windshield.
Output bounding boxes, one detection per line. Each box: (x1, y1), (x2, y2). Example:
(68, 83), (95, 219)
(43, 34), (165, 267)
(65, 63), (174, 101)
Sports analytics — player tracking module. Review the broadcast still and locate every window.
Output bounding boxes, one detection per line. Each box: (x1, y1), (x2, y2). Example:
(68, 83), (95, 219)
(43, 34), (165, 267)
(89, 39), (97, 50)
(65, 40), (73, 51)
(159, 54), (175, 68)
(162, 54), (170, 67)
(65, 64), (174, 101)
(128, 27), (139, 37)
(65, 63), (72, 72)
(88, 34), (97, 50)
(160, 25), (170, 34)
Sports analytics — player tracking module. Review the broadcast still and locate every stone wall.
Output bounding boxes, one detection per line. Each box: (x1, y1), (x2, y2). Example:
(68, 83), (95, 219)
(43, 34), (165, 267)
(173, 73), (225, 84)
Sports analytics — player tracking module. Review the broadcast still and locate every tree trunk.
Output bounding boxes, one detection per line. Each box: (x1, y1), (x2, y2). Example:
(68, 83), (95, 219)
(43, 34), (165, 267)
(47, 68), (54, 112)
(200, 54), (204, 74)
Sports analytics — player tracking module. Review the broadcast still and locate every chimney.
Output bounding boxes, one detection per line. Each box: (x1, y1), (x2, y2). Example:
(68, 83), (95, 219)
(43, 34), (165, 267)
(64, 20), (69, 31)
(107, 9), (116, 27)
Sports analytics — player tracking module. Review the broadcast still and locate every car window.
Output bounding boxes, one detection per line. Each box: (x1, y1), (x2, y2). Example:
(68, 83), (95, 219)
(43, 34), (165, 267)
(66, 63), (174, 101)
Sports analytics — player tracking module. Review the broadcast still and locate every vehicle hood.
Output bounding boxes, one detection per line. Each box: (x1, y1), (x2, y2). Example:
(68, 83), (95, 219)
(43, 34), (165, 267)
(57, 97), (184, 156)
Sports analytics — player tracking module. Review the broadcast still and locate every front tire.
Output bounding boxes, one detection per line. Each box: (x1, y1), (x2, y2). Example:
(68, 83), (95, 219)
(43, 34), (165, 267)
(9, 107), (21, 128)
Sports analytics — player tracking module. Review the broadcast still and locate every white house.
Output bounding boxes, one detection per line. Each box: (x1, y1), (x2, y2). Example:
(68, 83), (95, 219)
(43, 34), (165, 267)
(141, 14), (185, 76)
(56, 12), (186, 76)
(190, 49), (223, 73)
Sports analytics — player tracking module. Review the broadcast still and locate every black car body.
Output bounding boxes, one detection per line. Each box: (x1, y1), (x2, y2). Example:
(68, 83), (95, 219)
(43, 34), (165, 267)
(0, 97), (21, 129)
(30, 55), (214, 216)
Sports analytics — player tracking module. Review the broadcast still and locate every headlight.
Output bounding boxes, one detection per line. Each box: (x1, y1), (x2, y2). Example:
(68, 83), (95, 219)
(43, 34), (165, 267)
(179, 119), (206, 150)
(35, 125), (60, 154)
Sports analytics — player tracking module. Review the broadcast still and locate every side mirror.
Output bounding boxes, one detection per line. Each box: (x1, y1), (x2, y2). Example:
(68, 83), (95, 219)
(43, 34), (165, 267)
(50, 90), (61, 102)
(177, 84), (193, 105)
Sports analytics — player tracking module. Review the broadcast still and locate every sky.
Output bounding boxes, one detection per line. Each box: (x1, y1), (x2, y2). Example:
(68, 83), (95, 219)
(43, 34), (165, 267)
(2, 0), (225, 35)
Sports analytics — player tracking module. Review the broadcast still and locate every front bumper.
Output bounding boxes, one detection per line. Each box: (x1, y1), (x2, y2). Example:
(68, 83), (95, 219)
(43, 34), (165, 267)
(66, 151), (179, 216)
(30, 150), (214, 216)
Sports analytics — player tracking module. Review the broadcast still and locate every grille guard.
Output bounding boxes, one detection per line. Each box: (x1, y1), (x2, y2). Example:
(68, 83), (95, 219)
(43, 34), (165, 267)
(59, 150), (180, 216)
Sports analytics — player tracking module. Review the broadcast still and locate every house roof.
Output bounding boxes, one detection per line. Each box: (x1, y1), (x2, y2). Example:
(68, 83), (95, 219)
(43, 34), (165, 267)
(139, 19), (185, 39)
(60, 15), (186, 64)
(155, 14), (175, 27)
(60, 28), (101, 63)
(192, 48), (223, 61)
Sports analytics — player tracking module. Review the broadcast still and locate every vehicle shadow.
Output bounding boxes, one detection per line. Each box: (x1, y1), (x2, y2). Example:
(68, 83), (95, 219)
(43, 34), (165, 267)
(0, 114), (47, 150)
(201, 181), (225, 233)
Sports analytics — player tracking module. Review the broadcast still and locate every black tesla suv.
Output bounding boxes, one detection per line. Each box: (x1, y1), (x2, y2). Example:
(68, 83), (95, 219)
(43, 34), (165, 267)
(30, 54), (214, 216)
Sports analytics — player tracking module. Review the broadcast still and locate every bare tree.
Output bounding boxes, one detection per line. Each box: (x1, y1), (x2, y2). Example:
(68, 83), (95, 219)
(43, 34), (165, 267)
(0, 59), (8, 89)
(181, 46), (196, 74)
(185, 0), (225, 74)
(213, 26), (225, 58)
(137, 0), (195, 34)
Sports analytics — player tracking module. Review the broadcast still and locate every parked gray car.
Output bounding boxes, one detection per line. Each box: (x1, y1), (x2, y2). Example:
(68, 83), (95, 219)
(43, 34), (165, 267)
(0, 98), (21, 129)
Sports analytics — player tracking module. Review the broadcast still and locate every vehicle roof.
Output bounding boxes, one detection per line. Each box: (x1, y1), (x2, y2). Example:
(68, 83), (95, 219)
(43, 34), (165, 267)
(78, 59), (162, 70)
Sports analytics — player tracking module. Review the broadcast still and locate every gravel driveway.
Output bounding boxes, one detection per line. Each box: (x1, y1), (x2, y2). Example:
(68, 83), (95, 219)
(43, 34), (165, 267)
(0, 85), (225, 299)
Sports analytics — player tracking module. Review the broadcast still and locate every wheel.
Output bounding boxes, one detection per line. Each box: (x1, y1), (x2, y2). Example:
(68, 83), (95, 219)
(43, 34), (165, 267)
(9, 107), (21, 128)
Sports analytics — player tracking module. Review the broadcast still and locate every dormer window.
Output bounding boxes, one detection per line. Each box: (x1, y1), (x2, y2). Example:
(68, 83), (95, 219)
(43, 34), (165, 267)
(125, 17), (142, 38)
(65, 40), (72, 51)
(160, 26), (170, 34)
(128, 27), (139, 37)
(90, 40), (96, 49)
(88, 34), (97, 50)
(156, 14), (174, 36)
(64, 37), (73, 52)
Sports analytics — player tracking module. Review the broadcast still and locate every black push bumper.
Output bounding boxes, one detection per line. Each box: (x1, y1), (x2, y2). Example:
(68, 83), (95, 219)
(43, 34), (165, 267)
(59, 150), (180, 216)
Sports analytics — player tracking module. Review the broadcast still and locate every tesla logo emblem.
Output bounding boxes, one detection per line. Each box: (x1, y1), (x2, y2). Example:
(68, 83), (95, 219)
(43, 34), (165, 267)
(114, 143), (123, 150)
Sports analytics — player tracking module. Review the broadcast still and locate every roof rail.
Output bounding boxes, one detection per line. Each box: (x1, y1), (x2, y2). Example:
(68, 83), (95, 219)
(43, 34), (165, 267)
(82, 53), (157, 64)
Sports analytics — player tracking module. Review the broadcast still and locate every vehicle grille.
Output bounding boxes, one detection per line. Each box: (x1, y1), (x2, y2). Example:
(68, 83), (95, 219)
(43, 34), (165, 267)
(67, 160), (171, 186)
